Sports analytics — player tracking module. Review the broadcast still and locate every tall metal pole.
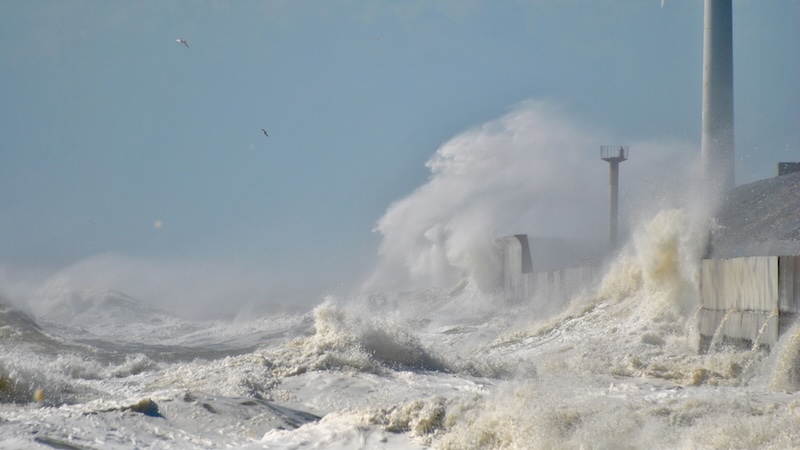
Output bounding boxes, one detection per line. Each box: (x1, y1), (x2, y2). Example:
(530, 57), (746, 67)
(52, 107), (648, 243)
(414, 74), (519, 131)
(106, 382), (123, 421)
(601, 146), (628, 249)
(609, 160), (620, 248)
(701, 0), (735, 194)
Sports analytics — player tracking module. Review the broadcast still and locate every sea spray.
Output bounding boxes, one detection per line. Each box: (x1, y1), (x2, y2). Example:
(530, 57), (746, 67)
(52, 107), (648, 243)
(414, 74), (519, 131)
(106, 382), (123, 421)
(599, 208), (707, 308)
(493, 209), (706, 354)
(706, 308), (735, 353)
(0, 354), (91, 405)
(770, 319), (800, 391)
(366, 101), (606, 294)
(150, 352), (279, 399)
(262, 298), (450, 377)
(481, 206), (769, 389)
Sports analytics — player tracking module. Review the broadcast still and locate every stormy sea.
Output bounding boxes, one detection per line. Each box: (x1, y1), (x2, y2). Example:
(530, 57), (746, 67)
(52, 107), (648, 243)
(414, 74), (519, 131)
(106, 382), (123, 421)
(2, 104), (799, 449)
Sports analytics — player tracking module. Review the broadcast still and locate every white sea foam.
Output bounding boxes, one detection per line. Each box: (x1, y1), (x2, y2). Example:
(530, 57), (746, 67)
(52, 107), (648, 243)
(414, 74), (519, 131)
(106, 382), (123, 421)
(2, 213), (799, 448)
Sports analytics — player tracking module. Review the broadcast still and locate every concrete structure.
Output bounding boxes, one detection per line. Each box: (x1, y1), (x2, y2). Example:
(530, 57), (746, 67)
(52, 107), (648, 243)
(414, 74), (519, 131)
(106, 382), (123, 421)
(701, 0), (735, 193)
(601, 146), (628, 249)
(698, 256), (800, 350)
(697, 171), (800, 350)
(499, 234), (601, 305)
(499, 238), (800, 352)
(500, 235), (533, 301)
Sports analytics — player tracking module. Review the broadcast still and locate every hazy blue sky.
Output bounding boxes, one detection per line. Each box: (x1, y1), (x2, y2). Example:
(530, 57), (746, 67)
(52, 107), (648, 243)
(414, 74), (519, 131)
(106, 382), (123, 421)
(1, 1), (797, 316)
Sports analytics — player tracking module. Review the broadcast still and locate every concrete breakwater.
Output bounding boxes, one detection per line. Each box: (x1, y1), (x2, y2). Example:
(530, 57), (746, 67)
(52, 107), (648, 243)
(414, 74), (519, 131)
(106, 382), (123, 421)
(699, 255), (800, 350)
(499, 234), (601, 306)
(501, 171), (800, 351)
(500, 235), (800, 351)
(698, 170), (800, 349)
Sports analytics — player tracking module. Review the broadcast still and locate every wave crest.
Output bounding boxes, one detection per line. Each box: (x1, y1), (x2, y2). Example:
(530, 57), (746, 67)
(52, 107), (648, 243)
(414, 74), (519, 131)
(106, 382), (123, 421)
(265, 298), (448, 376)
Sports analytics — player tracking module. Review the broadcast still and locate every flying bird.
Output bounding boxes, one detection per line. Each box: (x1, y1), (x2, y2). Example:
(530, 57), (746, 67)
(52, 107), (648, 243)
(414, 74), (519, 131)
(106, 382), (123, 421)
(176, 39), (189, 48)
(261, 129), (269, 137)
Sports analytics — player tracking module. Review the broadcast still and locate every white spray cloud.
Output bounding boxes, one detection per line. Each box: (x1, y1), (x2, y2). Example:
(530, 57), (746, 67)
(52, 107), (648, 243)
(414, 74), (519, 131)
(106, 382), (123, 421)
(365, 100), (705, 294)
(365, 101), (613, 292)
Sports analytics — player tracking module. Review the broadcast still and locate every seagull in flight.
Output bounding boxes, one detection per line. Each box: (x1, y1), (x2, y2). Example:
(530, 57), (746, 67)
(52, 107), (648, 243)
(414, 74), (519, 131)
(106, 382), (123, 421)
(176, 39), (189, 48)
(261, 129), (269, 137)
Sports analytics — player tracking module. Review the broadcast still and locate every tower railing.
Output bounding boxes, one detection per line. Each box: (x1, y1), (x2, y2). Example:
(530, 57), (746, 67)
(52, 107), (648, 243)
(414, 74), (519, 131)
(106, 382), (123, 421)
(601, 145), (628, 162)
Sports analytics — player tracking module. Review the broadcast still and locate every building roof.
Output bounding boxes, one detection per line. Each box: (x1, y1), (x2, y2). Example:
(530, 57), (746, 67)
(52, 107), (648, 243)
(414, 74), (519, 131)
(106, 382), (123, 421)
(709, 170), (800, 258)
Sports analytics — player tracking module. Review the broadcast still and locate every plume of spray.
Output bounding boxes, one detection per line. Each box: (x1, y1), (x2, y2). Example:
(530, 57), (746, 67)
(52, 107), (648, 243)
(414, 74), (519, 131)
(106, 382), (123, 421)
(364, 101), (611, 293)
(364, 100), (716, 300)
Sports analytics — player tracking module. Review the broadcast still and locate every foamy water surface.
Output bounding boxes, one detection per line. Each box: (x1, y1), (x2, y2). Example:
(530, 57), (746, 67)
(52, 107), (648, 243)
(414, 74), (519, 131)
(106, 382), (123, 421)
(2, 209), (800, 449)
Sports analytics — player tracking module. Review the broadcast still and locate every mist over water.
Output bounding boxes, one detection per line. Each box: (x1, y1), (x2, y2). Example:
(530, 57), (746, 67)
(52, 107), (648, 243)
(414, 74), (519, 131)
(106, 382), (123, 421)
(0, 254), (318, 321)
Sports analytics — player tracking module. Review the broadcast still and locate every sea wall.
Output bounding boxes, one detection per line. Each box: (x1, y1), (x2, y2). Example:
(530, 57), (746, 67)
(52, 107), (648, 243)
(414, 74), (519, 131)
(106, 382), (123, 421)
(525, 267), (600, 305)
(499, 235), (600, 304)
(500, 235), (800, 351)
(698, 256), (800, 349)
(499, 235), (533, 301)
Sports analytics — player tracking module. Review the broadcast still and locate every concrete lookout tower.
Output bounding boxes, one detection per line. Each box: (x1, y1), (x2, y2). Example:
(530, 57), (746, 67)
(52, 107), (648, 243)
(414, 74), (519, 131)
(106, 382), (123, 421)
(701, 0), (735, 193)
(601, 146), (628, 249)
